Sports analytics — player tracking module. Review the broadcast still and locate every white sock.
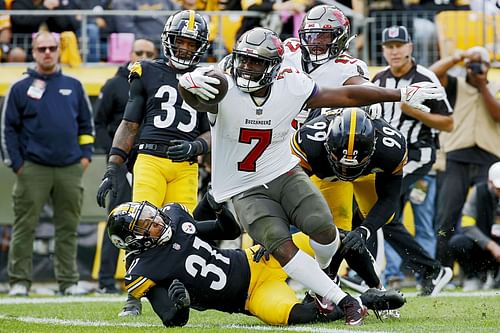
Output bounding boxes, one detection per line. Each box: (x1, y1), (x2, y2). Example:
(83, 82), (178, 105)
(283, 250), (347, 304)
(309, 229), (340, 269)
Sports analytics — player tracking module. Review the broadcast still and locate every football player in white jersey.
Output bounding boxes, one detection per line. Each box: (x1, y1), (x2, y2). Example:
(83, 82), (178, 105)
(179, 27), (443, 326)
(282, 5), (373, 127)
(282, 5), (387, 294)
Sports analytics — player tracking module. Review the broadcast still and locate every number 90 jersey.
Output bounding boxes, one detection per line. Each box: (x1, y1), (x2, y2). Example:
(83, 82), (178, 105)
(291, 113), (408, 180)
(126, 60), (210, 144)
(124, 203), (251, 314)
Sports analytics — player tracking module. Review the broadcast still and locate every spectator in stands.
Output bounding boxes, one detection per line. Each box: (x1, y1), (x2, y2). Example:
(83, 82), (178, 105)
(113, 0), (180, 49)
(430, 46), (500, 268)
(93, 38), (156, 294)
(372, 25), (454, 294)
(9, 0), (100, 62)
(7, 47), (27, 62)
(11, 0), (80, 34)
(236, 0), (312, 41)
(448, 162), (500, 291)
(0, 31), (94, 296)
(73, 0), (114, 62)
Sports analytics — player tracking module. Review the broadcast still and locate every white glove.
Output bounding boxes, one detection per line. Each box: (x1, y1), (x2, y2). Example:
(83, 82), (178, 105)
(400, 81), (445, 113)
(179, 65), (220, 101)
(364, 103), (382, 119)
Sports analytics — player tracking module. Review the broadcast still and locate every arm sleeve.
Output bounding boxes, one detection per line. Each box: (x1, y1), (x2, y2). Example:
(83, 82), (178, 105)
(1, 86), (24, 172)
(193, 195), (242, 240)
(361, 172), (403, 235)
(123, 78), (146, 123)
(76, 82), (95, 160)
(463, 226), (492, 250)
(147, 285), (190, 327)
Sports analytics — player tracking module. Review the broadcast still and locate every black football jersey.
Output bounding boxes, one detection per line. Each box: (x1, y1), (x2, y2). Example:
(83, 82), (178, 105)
(125, 60), (210, 144)
(125, 203), (250, 314)
(291, 113), (407, 180)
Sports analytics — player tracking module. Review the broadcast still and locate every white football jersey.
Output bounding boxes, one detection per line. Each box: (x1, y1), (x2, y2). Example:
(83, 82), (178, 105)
(209, 69), (316, 202)
(282, 38), (369, 125)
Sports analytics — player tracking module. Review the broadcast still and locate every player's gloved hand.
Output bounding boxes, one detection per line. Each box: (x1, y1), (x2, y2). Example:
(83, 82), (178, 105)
(178, 65), (220, 101)
(206, 185), (224, 212)
(342, 227), (368, 254)
(167, 139), (206, 162)
(400, 81), (445, 113)
(168, 279), (190, 310)
(252, 245), (271, 263)
(96, 162), (121, 208)
(364, 103), (382, 119)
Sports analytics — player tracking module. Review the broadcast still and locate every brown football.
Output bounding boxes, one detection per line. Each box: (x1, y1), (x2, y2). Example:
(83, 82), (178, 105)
(178, 69), (229, 106)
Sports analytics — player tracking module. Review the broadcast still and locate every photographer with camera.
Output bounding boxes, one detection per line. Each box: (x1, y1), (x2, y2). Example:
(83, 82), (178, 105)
(430, 46), (500, 271)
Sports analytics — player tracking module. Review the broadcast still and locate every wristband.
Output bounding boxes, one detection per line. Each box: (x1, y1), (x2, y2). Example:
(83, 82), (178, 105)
(359, 226), (371, 240)
(109, 147), (128, 161)
(194, 138), (209, 155)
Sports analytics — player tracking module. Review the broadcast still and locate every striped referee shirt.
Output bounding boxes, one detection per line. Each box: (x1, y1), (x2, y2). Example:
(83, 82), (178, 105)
(372, 62), (452, 174)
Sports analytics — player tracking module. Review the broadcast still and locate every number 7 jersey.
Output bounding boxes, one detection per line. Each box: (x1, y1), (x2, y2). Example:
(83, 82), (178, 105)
(209, 69), (317, 202)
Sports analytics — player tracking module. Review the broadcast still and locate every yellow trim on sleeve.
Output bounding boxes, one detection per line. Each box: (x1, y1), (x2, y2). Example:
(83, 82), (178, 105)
(461, 215), (477, 228)
(78, 134), (95, 145)
(126, 276), (157, 299)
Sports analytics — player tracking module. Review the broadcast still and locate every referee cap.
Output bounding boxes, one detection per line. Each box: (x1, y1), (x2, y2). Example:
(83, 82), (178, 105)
(382, 26), (412, 44)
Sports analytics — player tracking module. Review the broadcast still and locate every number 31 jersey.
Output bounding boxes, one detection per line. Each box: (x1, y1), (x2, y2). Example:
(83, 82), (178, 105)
(124, 203), (251, 314)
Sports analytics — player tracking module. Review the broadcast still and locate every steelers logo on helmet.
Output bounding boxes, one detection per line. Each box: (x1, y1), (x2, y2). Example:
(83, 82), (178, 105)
(161, 10), (210, 70)
(232, 27), (284, 93)
(324, 107), (376, 181)
(299, 5), (354, 65)
(106, 201), (173, 252)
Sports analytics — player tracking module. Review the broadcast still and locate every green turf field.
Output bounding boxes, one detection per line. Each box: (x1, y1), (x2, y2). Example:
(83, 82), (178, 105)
(0, 290), (499, 333)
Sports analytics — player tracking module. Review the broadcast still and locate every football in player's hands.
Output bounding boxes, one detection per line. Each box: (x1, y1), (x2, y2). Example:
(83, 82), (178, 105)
(179, 69), (228, 106)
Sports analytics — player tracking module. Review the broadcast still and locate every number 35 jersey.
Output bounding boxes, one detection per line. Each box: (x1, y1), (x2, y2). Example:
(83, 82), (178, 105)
(124, 203), (251, 314)
(291, 113), (408, 180)
(125, 60), (209, 144)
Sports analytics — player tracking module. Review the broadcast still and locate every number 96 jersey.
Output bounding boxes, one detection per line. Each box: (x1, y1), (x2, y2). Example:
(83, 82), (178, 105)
(124, 203), (251, 314)
(291, 113), (408, 180)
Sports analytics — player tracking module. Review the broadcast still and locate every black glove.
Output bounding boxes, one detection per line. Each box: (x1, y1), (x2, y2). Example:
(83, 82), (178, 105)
(342, 227), (368, 254)
(252, 245), (271, 263)
(96, 162), (120, 208)
(168, 279), (190, 310)
(206, 185), (223, 212)
(167, 139), (206, 162)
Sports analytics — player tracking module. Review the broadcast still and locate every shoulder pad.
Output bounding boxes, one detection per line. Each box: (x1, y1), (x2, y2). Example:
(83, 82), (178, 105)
(283, 38), (301, 53)
(129, 61), (143, 82)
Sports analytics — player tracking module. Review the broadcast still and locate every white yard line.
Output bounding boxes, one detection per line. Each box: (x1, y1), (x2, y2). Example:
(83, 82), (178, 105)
(0, 313), (385, 333)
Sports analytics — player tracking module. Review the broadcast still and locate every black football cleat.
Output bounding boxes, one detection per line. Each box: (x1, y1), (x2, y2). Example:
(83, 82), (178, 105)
(359, 288), (406, 311)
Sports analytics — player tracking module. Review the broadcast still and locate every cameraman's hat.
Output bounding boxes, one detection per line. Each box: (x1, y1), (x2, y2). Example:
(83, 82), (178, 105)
(382, 26), (412, 44)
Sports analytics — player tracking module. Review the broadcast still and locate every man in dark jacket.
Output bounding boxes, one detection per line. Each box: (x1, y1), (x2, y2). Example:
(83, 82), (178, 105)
(449, 162), (500, 291)
(0, 31), (94, 296)
(93, 37), (156, 294)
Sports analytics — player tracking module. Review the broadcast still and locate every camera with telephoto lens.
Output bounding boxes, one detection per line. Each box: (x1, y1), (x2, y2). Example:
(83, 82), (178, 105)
(468, 62), (484, 74)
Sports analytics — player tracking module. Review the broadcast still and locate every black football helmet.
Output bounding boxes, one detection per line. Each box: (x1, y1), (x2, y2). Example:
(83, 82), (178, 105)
(107, 201), (173, 252)
(299, 5), (353, 64)
(232, 27), (284, 93)
(324, 107), (376, 181)
(161, 10), (210, 69)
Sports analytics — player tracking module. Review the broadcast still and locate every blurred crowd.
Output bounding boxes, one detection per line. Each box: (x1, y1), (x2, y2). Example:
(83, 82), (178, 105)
(1, 0), (497, 65)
